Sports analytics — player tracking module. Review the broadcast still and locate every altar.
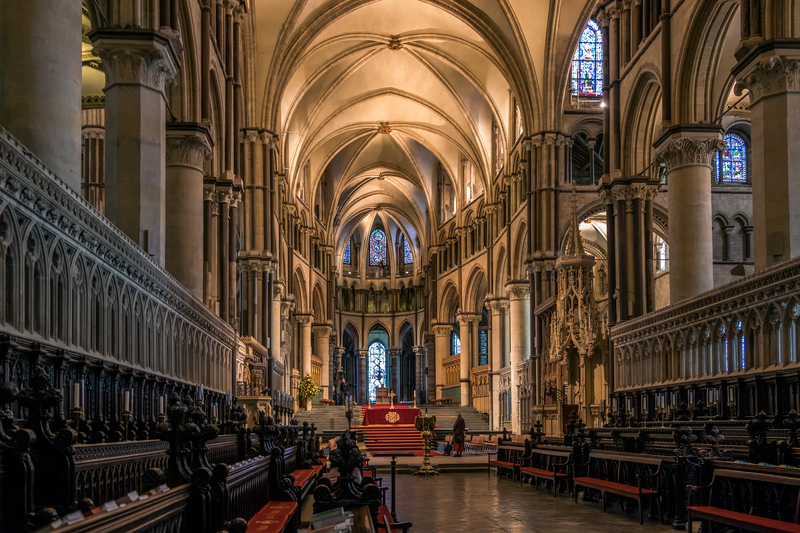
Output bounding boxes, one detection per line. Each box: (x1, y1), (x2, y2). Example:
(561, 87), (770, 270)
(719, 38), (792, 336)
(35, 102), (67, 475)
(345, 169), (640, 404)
(362, 405), (421, 426)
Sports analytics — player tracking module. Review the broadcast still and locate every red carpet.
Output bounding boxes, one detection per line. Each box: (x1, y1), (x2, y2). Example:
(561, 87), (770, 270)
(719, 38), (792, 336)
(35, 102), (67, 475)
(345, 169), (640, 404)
(356, 423), (427, 452)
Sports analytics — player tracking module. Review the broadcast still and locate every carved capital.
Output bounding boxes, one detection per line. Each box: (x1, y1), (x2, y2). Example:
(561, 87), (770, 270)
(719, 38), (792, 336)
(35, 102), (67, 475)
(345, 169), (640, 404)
(413, 345), (426, 357)
(296, 314), (314, 326)
(485, 297), (509, 313)
(218, 189), (233, 205)
(166, 124), (212, 169)
(311, 325), (332, 337)
(506, 282), (530, 300)
(203, 185), (217, 203)
(431, 324), (452, 337)
(735, 52), (800, 105)
(654, 126), (724, 172)
(91, 30), (179, 96)
(230, 191), (243, 209)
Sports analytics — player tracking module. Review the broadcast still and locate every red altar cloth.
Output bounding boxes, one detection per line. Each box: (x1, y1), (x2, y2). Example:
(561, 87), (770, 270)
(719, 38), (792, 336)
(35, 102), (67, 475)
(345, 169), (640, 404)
(362, 407), (421, 426)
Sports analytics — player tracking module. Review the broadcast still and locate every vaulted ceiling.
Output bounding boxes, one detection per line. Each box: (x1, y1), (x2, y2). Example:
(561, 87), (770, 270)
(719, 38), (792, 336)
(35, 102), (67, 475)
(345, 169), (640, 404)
(250, 0), (595, 264)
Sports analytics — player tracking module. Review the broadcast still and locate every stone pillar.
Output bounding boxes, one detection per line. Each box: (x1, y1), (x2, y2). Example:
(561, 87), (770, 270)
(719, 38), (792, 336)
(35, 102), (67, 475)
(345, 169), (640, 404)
(654, 125), (724, 303)
(389, 349), (401, 399)
(229, 190), (241, 328)
(424, 334), (436, 403)
(81, 109), (106, 212)
(297, 314), (314, 380)
(733, 46), (800, 271)
(91, 29), (180, 265)
(432, 324), (451, 400)
(312, 323), (332, 399)
(506, 283), (530, 434)
(457, 314), (475, 407)
(358, 349), (367, 405)
(413, 346), (425, 404)
(0, 0), (82, 191)
(273, 281), (286, 363)
(165, 123), (212, 299)
(218, 189), (231, 321)
(486, 298), (508, 430)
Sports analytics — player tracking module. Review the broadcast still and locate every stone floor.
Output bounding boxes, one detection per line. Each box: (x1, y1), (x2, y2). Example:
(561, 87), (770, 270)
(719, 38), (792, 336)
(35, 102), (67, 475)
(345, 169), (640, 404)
(389, 472), (678, 532)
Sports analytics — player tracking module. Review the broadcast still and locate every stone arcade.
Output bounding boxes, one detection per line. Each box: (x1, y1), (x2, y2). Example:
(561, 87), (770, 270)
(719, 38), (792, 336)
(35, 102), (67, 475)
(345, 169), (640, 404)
(2, 0), (800, 532)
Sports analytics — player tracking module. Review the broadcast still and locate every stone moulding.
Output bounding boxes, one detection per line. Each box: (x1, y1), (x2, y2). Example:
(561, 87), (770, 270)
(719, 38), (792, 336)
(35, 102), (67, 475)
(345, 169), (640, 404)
(0, 125), (236, 347)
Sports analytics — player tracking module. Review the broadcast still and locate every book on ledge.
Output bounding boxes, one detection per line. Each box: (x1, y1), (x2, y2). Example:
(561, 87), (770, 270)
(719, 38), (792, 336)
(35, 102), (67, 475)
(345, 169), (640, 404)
(310, 507), (353, 529)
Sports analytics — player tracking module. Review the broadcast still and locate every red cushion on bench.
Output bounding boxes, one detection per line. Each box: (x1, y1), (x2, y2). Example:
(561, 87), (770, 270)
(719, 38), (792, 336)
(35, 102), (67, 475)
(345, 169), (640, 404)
(311, 464), (324, 475)
(520, 466), (566, 478)
(488, 460), (515, 468)
(378, 504), (394, 525)
(573, 477), (656, 495)
(247, 501), (298, 533)
(688, 506), (800, 533)
(320, 457), (327, 465)
(291, 469), (315, 488)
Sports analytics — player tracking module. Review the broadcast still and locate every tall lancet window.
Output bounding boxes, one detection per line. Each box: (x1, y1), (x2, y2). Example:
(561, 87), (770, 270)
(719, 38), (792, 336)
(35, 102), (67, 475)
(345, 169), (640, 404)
(343, 239), (351, 264)
(571, 20), (603, 97)
(369, 229), (387, 266)
(403, 237), (413, 264)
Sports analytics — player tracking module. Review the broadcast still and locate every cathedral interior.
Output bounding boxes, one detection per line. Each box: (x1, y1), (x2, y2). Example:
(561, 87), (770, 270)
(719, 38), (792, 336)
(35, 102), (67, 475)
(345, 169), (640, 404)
(1, 0), (799, 531)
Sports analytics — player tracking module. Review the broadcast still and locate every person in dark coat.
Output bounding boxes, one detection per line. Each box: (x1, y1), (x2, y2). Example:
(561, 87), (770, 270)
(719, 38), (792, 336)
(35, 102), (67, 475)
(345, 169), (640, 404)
(452, 413), (466, 457)
(338, 377), (348, 406)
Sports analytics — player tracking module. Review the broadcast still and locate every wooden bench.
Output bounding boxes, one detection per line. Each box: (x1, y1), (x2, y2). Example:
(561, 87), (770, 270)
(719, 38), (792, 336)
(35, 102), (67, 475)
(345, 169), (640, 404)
(518, 448), (571, 498)
(488, 444), (521, 481)
(572, 450), (662, 525)
(377, 504), (412, 532)
(687, 469), (800, 533)
(247, 501), (298, 533)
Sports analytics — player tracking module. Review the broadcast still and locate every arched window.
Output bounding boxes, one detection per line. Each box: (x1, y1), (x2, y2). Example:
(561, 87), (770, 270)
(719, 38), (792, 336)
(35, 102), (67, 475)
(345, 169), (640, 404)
(343, 239), (351, 264)
(715, 133), (747, 183)
(479, 330), (488, 366)
(369, 229), (387, 266)
(367, 341), (387, 403)
(451, 331), (461, 356)
(403, 236), (413, 264)
(571, 20), (603, 97)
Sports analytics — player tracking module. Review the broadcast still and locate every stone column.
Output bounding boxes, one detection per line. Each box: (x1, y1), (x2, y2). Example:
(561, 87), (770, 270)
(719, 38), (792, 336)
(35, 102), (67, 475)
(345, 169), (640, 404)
(81, 109), (106, 212)
(229, 190), (241, 328)
(424, 334), (436, 401)
(457, 314), (475, 407)
(486, 298), (508, 430)
(165, 123), (212, 299)
(312, 323), (332, 399)
(297, 314), (314, 380)
(506, 283), (530, 435)
(654, 125), (724, 303)
(358, 349), (367, 405)
(91, 29), (180, 265)
(272, 281), (284, 362)
(432, 324), (452, 400)
(203, 185), (216, 308)
(218, 189), (231, 321)
(733, 46), (800, 271)
(413, 346), (425, 404)
(0, 0), (82, 191)
(389, 349), (401, 399)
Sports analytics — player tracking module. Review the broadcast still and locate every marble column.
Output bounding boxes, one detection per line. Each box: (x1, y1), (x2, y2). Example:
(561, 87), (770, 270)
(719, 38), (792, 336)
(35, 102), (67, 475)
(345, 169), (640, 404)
(655, 125), (724, 303)
(0, 0), (82, 191)
(506, 283), (530, 434)
(432, 324), (452, 400)
(312, 323), (332, 399)
(92, 29), (180, 265)
(413, 346), (425, 404)
(486, 298), (508, 430)
(733, 46), (800, 271)
(457, 315), (475, 407)
(297, 314), (314, 380)
(389, 349), (401, 399)
(358, 349), (367, 405)
(165, 123), (212, 299)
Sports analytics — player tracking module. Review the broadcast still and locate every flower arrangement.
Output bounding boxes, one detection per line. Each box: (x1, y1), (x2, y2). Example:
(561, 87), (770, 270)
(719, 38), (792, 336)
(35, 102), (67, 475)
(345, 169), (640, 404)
(298, 374), (320, 401)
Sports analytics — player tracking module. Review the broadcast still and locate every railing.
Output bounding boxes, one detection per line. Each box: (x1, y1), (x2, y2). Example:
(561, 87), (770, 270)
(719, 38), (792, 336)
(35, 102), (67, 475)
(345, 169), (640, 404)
(74, 440), (169, 505)
(610, 254), (800, 418)
(443, 354), (460, 385)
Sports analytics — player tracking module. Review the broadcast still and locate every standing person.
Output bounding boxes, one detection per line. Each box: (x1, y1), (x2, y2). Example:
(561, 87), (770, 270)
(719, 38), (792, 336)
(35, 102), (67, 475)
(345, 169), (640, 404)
(452, 413), (466, 457)
(339, 377), (348, 406)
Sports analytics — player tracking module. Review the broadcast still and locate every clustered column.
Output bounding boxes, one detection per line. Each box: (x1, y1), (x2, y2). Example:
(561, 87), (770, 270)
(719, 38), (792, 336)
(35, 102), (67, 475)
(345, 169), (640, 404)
(312, 324), (333, 399)
(486, 298), (508, 430)
(432, 325), (452, 400)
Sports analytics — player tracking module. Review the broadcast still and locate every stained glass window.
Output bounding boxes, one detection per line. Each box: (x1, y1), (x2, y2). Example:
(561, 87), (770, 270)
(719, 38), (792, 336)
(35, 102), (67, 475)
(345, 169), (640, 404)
(343, 239), (351, 264)
(368, 341), (387, 403)
(717, 133), (747, 183)
(571, 20), (603, 97)
(451, 332), (461, 356)
(479, 330), (488, 366)
(369, 229), (387, 266)
(403, 237), (413, 264)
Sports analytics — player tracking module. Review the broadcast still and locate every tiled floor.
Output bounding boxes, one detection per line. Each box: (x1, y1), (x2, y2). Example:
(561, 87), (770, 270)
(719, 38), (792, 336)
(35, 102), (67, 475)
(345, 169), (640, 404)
(389, 472), (676, 532)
